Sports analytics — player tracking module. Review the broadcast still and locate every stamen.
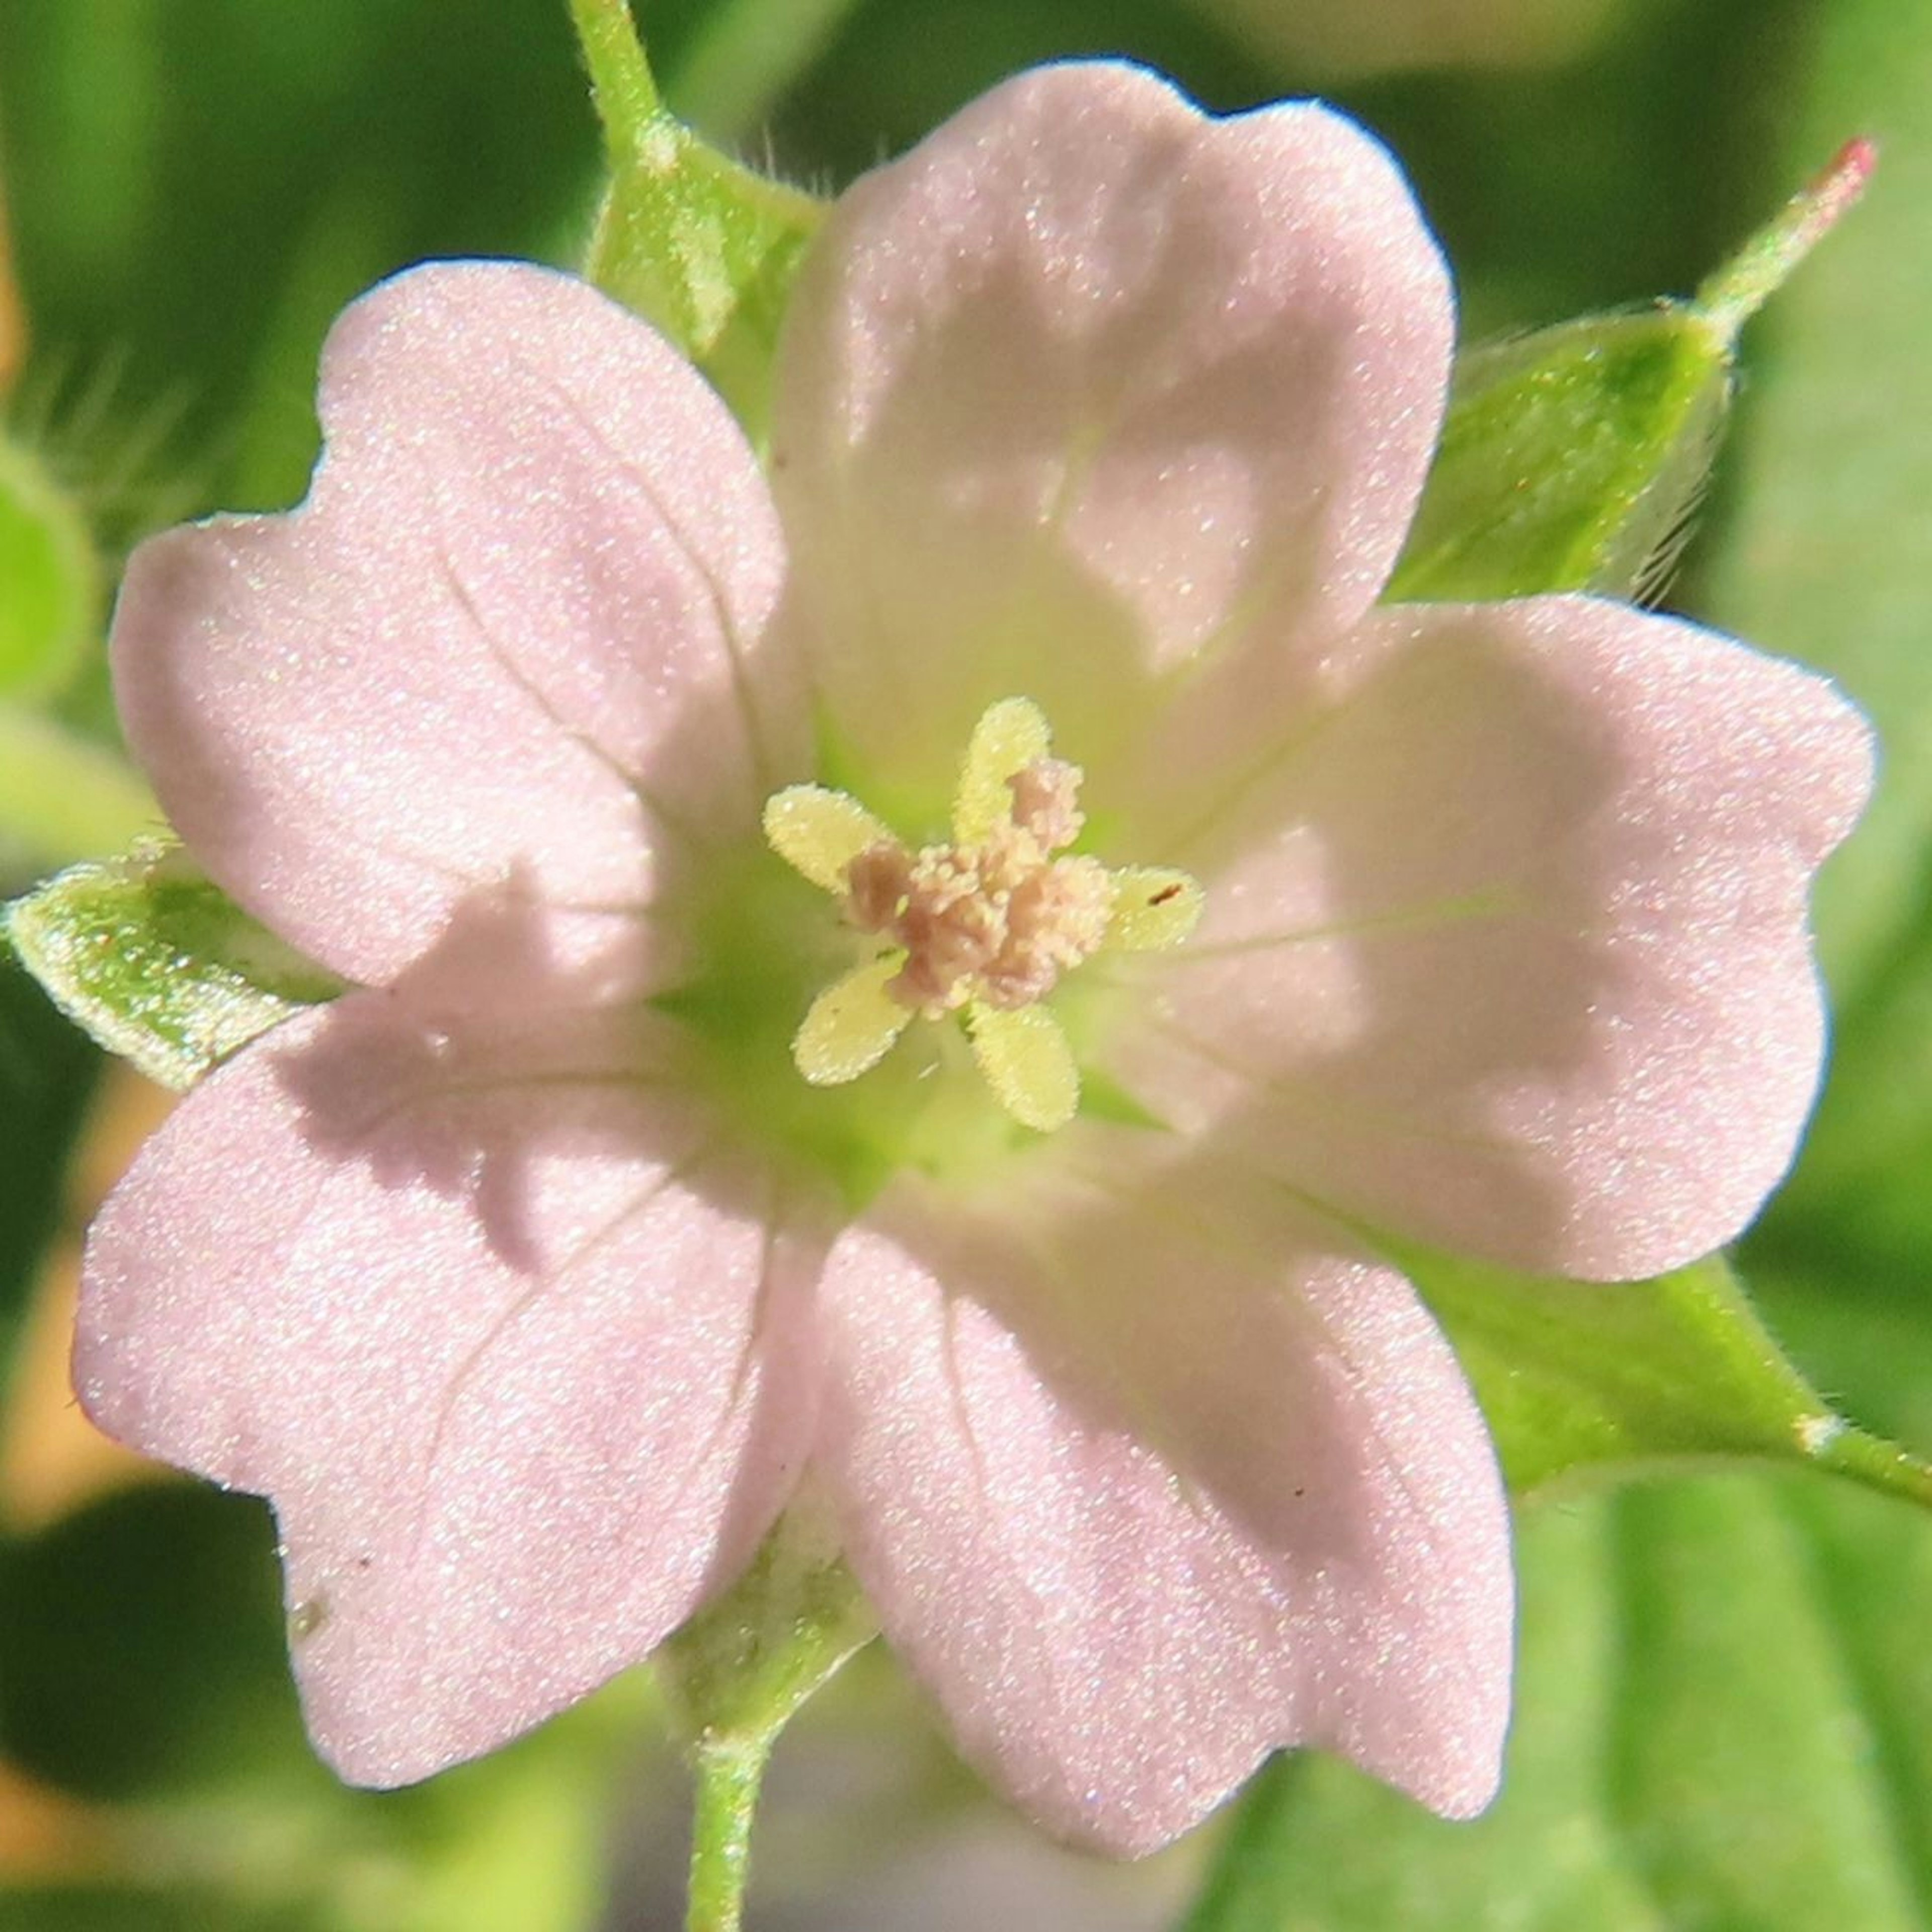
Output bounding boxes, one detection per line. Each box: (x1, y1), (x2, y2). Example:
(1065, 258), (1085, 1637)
(794, 954), (911, 1085)
(763, 785), (895, 892)
(968, 1001), (1079, 1133)
(849, 762), (1115, 1021)
(762, 698), (1205, 1129)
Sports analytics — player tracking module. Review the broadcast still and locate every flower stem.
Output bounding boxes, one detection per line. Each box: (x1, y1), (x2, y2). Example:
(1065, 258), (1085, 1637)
(567, 0), (663, 155)
(684, 1733), (772, 1932)
(1695, 137), (1877, 342)
(657, 1505), (877, 1932)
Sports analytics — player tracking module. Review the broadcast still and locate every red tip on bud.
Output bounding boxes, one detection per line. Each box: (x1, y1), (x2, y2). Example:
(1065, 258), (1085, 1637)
(1799, 137), (1878, 247)
(1695, 136), (1878, 342)
(0, 165), (24, 396)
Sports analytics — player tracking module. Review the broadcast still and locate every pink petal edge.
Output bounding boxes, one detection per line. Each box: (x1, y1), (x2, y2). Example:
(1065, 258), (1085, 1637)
(769, 59), (1452, 810)
(76, 998), (820, 1784)
(112, 261), (795, 993)
(1114, 594), (1875, 1279)
(815, 1157), (1512, 1854)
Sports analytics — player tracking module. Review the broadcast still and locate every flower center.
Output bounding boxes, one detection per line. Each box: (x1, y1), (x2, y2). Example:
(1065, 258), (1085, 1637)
(763, 698), (1201, 1133)
(847, 757), (1115, 1019)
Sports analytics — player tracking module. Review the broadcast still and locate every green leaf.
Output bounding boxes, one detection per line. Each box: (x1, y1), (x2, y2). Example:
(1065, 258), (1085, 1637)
(0, 0), (600, 508)
(0, 1476), (645, 1930)
(0, 706), (157, 874)
(660, 0), (866, 148)
(4, 842), (342, 1089)
(1389, 306), (1729, 603)
(0, 1889), (302, 1931)
(0, 436), (99, 701)
(0, 955), (98, 1382)
(570, 0), (825, 439)
(0, 1483), (304, 1800)
(1181, 1472), (1932, 1932)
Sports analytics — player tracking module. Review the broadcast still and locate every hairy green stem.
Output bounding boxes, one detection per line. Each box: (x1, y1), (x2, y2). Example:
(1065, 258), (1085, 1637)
(1810, 1422), (1932, 1512)
(568, 0), (662, 145)
(685, 1734), (772, 1932)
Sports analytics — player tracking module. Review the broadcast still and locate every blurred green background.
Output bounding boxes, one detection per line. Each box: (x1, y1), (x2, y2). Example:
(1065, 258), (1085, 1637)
(3, 1), (1930, 1926)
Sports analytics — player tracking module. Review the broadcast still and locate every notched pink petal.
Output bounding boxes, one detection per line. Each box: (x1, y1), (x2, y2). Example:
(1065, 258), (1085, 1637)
(113, 262), (798, 992)
(815, 1157), (1511, 1853)
(75, 998), (820, 1784)
(770, 60), (1452, 802)
(1118, 596), (1874, 1279)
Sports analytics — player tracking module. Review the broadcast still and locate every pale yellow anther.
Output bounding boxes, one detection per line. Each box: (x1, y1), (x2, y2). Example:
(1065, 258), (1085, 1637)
(765, 698), (1203, 1133)
(953, 696), (1052, 846)
(793, 954), (911, 1086)
(967, 1001), (1079, 1133)
(764, 785), (895, 893)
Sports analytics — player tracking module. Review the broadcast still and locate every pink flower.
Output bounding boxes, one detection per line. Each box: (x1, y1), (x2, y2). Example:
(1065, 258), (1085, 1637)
(77, 63), (1870, 1853)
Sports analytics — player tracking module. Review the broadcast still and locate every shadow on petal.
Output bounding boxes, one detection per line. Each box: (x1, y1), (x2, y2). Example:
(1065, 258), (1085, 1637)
(268, 865), (744, 1276)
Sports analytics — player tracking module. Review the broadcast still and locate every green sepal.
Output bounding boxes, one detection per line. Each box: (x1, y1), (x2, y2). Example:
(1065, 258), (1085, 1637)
(0, 434), (99, 703)
(1393, 1242), (1932, 1510)
(3, 842), (342, 1089)
(656, 1504), (877, 1751)
(1389, 303), (1730, 604)
(1392, 141), (1870, 608)
(570, 0), (824, 440)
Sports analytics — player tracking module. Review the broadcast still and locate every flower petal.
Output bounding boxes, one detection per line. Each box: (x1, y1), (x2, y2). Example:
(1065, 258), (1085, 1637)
(1116, 597), (1874, 1279)
(815, 1156), (1511, 1853)
(113, 262), (796, 991)
(771, 61), (1451, 807)
(75, 996), (819, 1785)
